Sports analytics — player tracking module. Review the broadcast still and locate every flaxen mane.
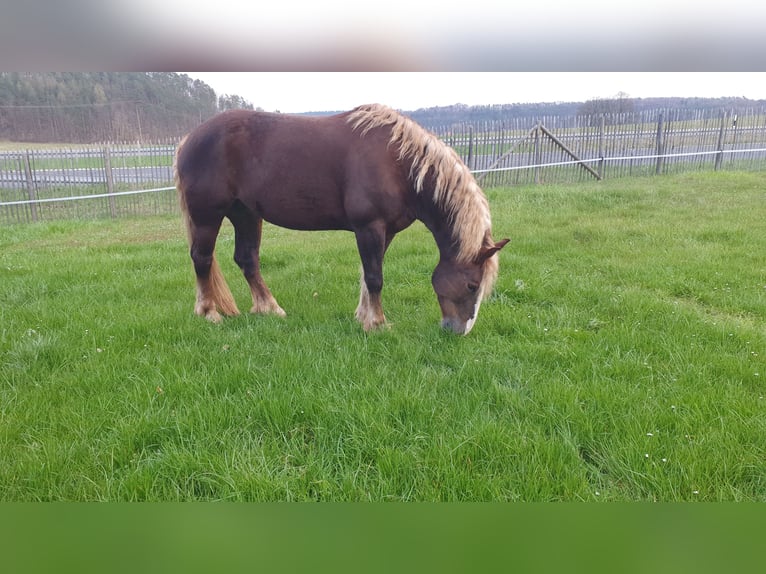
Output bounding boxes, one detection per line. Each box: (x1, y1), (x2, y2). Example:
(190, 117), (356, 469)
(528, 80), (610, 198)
(347, 103), (499, 296)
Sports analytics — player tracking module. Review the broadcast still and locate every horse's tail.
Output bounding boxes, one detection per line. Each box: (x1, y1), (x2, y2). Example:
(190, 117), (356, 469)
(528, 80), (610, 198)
(175, 136), (240, 319)
(174, 135), (188, 218)
(204, 256), (240, 317)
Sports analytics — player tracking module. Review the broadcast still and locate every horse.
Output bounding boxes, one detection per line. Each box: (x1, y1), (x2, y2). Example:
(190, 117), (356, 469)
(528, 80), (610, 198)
(174, 104), (508, 334)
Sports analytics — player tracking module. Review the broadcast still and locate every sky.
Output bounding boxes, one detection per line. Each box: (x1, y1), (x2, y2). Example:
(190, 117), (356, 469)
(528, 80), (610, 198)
(186, 73), (766, 114)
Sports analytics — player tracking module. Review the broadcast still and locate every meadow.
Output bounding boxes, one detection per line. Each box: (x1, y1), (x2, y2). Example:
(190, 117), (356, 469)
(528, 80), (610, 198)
(0, 171), (764, 501)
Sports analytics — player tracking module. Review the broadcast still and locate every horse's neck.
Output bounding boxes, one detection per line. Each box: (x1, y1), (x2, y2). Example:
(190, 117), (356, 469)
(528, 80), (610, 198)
(417, 198), (459, 261)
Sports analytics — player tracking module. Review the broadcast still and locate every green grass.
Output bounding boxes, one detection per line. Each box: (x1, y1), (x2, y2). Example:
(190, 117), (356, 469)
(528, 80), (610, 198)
(1, 171), (765, 501)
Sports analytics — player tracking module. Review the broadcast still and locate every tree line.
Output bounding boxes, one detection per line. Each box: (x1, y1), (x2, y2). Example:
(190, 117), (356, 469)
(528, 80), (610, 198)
(3, 73), (765, 142)
(406, 95), (766, 129)
(0, 72), (255, 143)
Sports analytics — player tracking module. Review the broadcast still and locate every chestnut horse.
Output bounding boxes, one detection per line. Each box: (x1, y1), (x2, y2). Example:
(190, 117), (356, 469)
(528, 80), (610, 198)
(174, 104), (508, 334)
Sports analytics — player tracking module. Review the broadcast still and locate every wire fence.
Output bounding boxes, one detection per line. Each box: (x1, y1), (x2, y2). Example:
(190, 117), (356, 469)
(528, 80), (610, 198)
(2, 108), (766, 224)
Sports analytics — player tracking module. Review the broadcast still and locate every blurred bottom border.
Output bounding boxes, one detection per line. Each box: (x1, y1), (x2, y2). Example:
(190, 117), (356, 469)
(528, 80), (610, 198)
(1, 503), (763, 573)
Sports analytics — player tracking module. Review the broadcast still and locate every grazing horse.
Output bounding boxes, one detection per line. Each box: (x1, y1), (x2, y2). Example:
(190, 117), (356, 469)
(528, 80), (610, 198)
(174, 104), (508, 334)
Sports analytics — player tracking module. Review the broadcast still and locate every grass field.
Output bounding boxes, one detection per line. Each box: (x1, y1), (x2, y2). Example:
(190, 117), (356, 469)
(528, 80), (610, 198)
(1, 171), (764, 501)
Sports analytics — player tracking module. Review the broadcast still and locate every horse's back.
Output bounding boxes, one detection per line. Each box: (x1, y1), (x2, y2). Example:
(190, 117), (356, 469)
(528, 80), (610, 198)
(176, 109), (409, 232)
(177, 109), (350, 184)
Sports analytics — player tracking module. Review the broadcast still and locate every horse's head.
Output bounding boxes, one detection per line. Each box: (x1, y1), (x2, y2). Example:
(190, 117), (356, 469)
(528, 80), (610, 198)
(431, 239), (509, 335)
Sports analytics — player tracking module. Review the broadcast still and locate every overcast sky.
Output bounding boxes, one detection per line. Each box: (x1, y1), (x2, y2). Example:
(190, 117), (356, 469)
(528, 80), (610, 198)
(185, 73), (766, 114)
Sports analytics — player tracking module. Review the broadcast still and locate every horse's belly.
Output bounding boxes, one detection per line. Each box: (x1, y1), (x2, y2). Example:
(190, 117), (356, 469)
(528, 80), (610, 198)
(256, 192), (350, 231)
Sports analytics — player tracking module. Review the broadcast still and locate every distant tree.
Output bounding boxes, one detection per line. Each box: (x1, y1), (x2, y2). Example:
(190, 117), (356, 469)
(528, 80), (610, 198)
(578, 92), (635, 117)
(218, 94), (254, 111)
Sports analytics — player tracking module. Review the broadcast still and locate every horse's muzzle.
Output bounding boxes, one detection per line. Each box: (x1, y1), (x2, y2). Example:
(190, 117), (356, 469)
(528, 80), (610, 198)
(440, 299), (480, 335)
(441, 316), (475, 335)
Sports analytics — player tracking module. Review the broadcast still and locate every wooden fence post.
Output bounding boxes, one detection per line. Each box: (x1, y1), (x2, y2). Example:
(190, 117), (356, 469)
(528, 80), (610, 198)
(598, 115), (605, 179)
(539, 124), (601, 181)
(103, 146), (116, 218)
(23, 151), (38, 222)
(715, 111), (727, 171)
(466, 126), (474, 170)
(475, 124), (539, 184)
(534, 123), (541, 184)
(655, 112), (665, 175)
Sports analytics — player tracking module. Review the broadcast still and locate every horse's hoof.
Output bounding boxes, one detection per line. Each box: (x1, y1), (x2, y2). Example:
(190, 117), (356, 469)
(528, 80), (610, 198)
(196, 307), (222, 323)
(205, 310), (223, 323)
(362, 318), (389, 332)
(250, 305), (287, 317)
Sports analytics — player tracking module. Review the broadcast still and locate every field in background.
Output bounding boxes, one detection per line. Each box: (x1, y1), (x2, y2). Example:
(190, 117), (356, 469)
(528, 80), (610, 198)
(1, 172), (764, 500)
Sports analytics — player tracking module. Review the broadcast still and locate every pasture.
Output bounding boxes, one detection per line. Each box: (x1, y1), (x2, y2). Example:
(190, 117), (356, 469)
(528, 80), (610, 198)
(1, 171), (764, 501)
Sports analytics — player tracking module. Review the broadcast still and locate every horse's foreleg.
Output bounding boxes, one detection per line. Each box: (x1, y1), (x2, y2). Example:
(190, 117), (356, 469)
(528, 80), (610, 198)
(354, 224), (389, 331)
(232, 213), (286, 317)
(355, 276), (388, 332)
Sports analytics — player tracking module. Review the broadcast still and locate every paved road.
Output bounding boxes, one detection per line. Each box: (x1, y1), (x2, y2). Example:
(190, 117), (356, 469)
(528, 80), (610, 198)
(0, 166), (174, 189)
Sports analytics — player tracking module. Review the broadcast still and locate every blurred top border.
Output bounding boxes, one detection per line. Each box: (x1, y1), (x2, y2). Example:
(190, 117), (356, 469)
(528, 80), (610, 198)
(2, 0), (766, 71)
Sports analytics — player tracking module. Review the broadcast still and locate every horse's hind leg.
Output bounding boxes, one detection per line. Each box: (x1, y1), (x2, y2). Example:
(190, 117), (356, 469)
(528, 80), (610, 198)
(230, 207), (286, 317)
(189, 219), (240, 322)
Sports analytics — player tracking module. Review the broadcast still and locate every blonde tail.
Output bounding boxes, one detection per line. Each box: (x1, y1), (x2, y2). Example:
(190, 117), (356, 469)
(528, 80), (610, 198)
(207, 256), (240, 317)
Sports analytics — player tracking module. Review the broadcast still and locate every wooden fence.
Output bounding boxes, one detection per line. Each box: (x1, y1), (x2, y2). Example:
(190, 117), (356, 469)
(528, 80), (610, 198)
(2, 108), (766, 224)
(438, 107), (766, 187)
(0, 142), (177, 224)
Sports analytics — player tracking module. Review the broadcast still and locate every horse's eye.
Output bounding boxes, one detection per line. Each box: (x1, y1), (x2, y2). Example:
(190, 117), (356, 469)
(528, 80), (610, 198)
(467, 283), (479, 293)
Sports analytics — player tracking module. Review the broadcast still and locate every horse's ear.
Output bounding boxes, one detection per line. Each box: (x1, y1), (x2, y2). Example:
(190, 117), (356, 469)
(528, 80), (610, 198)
(476, 238), (510, 264)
